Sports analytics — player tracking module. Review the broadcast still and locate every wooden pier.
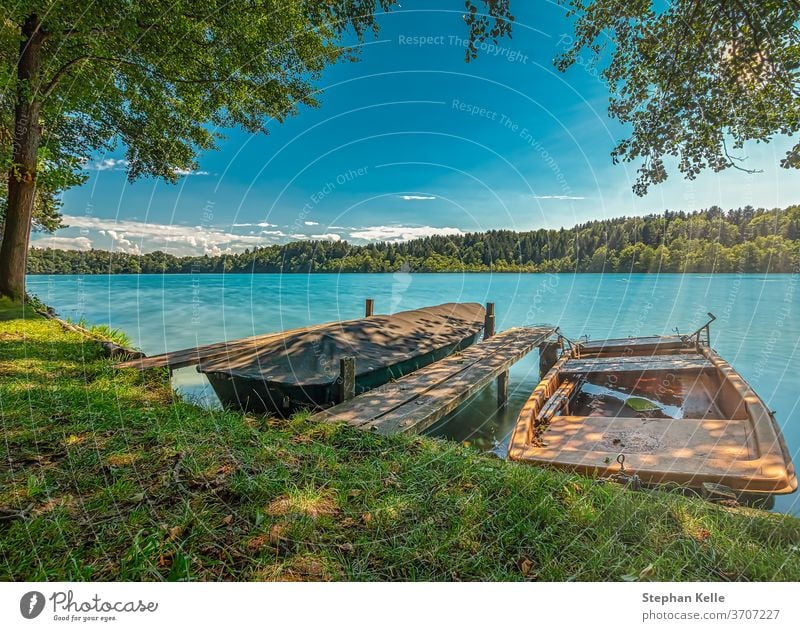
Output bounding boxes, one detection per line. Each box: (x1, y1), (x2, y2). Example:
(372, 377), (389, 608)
(311, 325), (555, 435)
(116, 299), (556, 436)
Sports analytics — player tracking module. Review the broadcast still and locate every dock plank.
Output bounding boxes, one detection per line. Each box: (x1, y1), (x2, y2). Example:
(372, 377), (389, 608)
(312, 326), (555, 434)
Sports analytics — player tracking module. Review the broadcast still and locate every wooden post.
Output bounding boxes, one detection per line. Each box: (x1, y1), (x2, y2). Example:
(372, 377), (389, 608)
(497, 370), (509, 409)
(338, 356), (356, 402)
(539, 341), (560, 380)
(484, 302), (495, 340)
(483, 302), (504, 406)
(365, 298), (374, 317)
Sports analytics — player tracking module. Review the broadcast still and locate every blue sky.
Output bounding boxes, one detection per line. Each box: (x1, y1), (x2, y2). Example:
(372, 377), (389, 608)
(34, 0), (800, 256)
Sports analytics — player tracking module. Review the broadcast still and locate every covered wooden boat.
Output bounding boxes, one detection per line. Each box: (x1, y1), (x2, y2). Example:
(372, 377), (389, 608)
(508, 316), (797, 495)
(198, 303), (485, 416)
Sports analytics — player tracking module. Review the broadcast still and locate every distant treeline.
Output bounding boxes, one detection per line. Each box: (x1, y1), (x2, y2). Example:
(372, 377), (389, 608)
(28, 205), (800, 274)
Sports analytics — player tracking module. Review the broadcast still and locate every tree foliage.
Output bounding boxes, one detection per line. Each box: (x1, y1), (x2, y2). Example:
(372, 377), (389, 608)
(557, 0), (800, 195)
(28, 205), (800, 275)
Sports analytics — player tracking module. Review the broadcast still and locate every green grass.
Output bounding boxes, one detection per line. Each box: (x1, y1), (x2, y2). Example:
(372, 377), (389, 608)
(1, 301), (799, 581)
(64, 316), (133, 347)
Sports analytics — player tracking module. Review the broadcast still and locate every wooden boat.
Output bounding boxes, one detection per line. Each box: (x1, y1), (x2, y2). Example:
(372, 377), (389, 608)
(198, 303), (486, 416)
(508, 315), (797, 495)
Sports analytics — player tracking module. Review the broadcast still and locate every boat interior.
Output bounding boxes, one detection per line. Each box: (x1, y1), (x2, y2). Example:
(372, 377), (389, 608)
(508, 319), (797, 495)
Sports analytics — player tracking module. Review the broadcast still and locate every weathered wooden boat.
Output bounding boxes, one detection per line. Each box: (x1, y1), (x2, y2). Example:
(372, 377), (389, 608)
(198, 303), (486, 416)
(508, 315), (797, 496)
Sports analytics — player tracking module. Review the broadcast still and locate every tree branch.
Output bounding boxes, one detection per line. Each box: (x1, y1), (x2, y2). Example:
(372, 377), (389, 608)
(40, 53), (244, 102)
(722, 137), (762, 173)
(40, 55), (91, 99)
(62, 26), (117, 38)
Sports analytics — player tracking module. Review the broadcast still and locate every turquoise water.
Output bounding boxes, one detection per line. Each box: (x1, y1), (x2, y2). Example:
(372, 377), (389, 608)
(27, 272), (800, 514)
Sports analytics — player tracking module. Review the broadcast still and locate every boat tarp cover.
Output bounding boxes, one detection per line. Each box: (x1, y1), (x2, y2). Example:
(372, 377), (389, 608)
(198, 302), (485, 387)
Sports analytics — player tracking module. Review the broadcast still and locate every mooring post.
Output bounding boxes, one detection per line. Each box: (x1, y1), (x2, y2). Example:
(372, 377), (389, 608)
(339, 356), (356, 402)
(365, 298), (374, 317)
(539, 340), (560, 380)
(497, 370), (509, 409)
(483, 302), (505, 407)
(484, 302), (495, 340)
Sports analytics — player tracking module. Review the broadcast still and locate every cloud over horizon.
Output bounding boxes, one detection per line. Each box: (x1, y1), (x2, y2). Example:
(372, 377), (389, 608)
(30, 217), (468, 254)
(32, 215), (283, 257)
(29, 236), (93, 251)
(348, 225), (464, 242)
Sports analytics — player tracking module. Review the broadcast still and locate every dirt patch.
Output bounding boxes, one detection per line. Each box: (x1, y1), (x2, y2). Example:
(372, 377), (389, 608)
(266, 492), (338, 519)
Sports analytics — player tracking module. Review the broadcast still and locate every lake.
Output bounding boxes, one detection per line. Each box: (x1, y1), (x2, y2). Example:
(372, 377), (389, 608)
(27, 272), (800, 515)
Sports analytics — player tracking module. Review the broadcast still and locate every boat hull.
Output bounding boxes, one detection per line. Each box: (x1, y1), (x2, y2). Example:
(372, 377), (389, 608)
(205, 331), (481, 415)
(508, 338), (797, 496)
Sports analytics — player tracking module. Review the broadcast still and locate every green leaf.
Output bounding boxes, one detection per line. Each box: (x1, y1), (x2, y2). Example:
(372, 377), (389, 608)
(625, 396), (660, 412)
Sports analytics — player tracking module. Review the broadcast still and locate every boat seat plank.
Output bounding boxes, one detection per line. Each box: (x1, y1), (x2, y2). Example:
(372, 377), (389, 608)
(561, 354), (712, 374)
(536, 416), (754, 462)
(578, 335), (692, 354)
(535, 380), (577, 422)
(311, 326), (555, 433)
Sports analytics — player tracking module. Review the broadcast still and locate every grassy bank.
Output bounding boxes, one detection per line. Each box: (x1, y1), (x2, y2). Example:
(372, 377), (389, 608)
(1, 298), (799, 581)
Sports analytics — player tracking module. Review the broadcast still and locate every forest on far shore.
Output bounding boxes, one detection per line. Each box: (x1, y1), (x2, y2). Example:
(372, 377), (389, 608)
(27, 205), (800, 274)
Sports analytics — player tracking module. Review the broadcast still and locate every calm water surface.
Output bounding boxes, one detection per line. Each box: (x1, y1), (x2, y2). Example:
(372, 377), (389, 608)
(27, 273), (800, 514)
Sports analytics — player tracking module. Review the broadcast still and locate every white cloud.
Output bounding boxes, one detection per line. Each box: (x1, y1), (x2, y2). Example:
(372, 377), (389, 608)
(84, 159), (208, 177)
(34, 218), (468, 254)
(309, 233), (342, 241)
(98, 229), (141, 255)
(349, 225), (464, 242)
(303, 220), (320, 226)
(30, 236), (93, 251)
(531, 195), (586, 200)
(56, 215), (288, 256)
(232, 221), (276, 228)
(173, 167), (209, 176)
(87, 158), (129, 171)
(399, 195), (436, 200)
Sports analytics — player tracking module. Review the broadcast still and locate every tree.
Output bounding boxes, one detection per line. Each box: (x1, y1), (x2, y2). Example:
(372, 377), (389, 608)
(557, 1), (800, 196)
(0, 1), (513, 301)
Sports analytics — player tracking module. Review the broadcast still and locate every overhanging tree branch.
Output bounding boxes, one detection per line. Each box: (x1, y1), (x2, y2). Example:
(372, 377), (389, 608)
(41, 55), (91, 99)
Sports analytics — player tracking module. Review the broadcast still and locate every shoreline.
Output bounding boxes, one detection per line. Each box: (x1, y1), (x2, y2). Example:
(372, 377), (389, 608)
(26, 271), (800, 276)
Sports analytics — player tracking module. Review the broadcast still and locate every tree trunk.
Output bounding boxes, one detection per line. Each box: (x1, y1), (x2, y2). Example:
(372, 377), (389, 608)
(0, 16), (45, 302)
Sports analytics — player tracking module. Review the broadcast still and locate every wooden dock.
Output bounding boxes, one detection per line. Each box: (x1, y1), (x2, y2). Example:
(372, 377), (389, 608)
(116, 298), (557, 436)
(311, 325), (556, 435)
